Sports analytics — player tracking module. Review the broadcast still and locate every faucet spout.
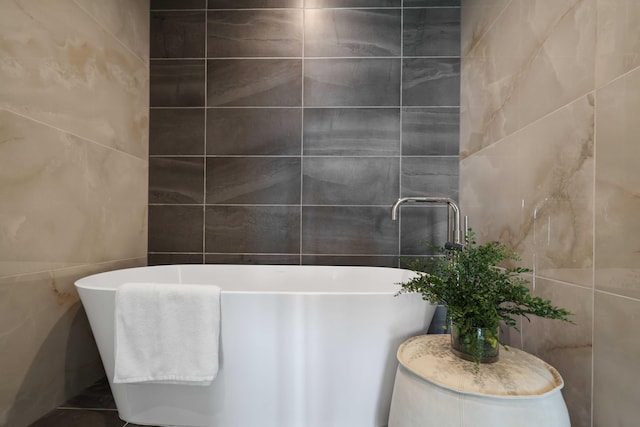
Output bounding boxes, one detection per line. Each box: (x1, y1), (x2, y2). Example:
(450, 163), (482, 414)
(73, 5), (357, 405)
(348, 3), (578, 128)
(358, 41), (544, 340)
(390, 197), (463, 246)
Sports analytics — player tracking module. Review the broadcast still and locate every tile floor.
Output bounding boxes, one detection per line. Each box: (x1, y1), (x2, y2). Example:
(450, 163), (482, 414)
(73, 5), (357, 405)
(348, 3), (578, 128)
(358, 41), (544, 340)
(28, 378), (157, 427)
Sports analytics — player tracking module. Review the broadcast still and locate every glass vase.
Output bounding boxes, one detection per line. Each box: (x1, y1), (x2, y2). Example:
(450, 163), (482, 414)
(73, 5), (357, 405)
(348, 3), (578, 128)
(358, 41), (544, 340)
(450, 323), (499, 364)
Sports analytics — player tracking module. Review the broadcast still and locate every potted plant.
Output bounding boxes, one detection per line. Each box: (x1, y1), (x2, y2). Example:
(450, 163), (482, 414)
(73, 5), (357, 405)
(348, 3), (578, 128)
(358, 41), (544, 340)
(399, 228), (573, 366)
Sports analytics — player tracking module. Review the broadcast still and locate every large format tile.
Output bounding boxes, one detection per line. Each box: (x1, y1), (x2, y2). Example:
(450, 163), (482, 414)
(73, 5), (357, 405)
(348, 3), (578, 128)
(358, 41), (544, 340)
(207, 59), (302, 106)
(0, 259), (144, 427)
(304, 108), (400, 156)
(459, 0), (525, 153)
(149, 157), (204, 204)
(399, 205), (449, 255)
(207, 0), (302, 8)
(305, 0), (399, 6)
(205, 254), (300, 265)
(302, 206), (398, 255)
(517, 95), (594, 286)
(205, 206), (300, 254)
(148, 205), (203, 253)
(402, 58), (460, 106)
(148, 253), (204, 265)
(304, 58), (401, 106)
(149, 108), (205, 155)
(150, 11), (205, 58)
(206, 108), (301, 155)
(302, 255), (398, 267)
(460, 54), (522, 156)
(460, 0), (510, 56)
(0, 112), (147, 278)
(402, 108), (460, 155)
(302, 157), (399, 205)
(461, 95), (594, 285)
(595, 68), (640, 299)
(403, 8), (460, 57)
(305, 9), (401, 57)
(73, 0), (150, 62)
(150, 60), (205, 107)
(593, 292), (640, 427)
(152, 0), (205, 10)
(206, 157), (301, 204)
(459, 133), (522, 248)
(406, 0), (459, 5)
(0, 0), (148, 159)
(596, 0), (640, 86)
(522, 278), (593, 427)
(401, 156), (459, 199)
(208, 10), (302, 58)
(516, 0), (596, 131)
(461, 0), (595, 152)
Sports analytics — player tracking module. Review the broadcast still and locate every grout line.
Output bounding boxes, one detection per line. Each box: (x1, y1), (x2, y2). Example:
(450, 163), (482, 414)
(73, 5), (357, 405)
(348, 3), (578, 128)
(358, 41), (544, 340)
(464, 91), (594, 159)
(72, 0), (148, 66)
(149, 203), (445, 208)
(56, 407), (118, 412)
(594, 288), (640, 303)
(0, 107), (147, 163)
(149, 106), (460, 109)
(0, 256), (146, 281)
(202, 6), (208, 263)
(591, 78), (596, 427)
(397, 0), (404, 265)
(151, 55), (460, 60)
(300, 6), (306, 266)
(152, 7), (460, 12)
(150, 154), (460, 159)
(157, 252), (416, 257)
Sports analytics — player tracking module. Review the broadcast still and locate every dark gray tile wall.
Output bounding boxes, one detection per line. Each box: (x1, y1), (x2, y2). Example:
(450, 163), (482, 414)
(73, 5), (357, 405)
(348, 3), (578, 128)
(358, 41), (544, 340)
(149, 1), (460, 266)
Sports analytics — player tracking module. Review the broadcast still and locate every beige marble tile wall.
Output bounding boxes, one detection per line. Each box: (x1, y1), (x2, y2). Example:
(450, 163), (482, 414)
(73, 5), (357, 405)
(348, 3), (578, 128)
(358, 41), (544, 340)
(0, 1), (149, 426)
(460, 0), (640, 426)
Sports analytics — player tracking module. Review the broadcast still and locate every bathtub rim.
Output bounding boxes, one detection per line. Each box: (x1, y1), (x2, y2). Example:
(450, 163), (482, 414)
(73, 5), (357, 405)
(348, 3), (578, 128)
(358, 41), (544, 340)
(74, 264), (420, 295)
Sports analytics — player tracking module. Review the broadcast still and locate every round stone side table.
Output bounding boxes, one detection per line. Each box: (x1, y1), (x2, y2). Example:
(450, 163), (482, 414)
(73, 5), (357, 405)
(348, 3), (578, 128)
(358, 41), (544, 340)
(388, 335), (570, 427)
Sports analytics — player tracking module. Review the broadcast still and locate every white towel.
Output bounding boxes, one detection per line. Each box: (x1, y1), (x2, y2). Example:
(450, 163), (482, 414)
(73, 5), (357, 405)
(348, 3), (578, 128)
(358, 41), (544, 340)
(113, 282), (221, 385)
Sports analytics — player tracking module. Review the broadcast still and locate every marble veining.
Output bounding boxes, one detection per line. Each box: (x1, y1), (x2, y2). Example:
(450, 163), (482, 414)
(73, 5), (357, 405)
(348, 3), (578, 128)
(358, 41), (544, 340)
(73, 0), (150, 62)
(461, 0), (640, 425)
(2, 1), (149, 426)
(0, 111), (147, 278)
(461, 0), (595, 157)
(0, 0), (149, 159)
(461, 95), (594, 286)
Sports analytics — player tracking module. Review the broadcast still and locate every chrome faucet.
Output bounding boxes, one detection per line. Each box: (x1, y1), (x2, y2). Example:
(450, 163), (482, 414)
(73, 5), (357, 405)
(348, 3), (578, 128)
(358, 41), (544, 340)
(391, 197), (464, 248)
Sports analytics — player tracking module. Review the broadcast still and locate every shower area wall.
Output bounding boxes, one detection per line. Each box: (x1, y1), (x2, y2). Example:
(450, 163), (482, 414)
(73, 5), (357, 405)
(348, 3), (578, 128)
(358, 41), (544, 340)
(148, 0), (461, 266)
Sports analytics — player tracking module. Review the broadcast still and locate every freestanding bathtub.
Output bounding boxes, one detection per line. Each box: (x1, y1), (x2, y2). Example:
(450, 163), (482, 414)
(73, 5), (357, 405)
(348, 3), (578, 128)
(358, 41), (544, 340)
(75, 265), (436, 427)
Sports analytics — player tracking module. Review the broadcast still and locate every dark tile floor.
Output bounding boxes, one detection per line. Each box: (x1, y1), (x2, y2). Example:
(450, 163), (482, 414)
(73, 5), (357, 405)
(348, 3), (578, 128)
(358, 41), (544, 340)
(28, 378), (159, 427)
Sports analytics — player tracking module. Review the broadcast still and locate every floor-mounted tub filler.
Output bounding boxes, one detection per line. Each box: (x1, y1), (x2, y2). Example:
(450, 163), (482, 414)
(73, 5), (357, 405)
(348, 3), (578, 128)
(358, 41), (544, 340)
(75, 264), (436, 427)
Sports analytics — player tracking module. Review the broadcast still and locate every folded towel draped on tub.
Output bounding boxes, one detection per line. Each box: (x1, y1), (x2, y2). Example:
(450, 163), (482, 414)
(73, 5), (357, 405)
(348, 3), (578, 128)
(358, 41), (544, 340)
(113, 282), (221, 386)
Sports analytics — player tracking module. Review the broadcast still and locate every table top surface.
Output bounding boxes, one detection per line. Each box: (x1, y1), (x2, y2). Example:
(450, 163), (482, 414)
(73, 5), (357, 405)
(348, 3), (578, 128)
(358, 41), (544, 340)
(397, 335), (564, 398)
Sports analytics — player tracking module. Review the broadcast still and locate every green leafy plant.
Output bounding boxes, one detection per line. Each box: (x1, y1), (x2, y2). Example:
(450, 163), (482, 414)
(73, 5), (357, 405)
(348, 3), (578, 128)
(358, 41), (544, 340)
(400, 228), (573, 365)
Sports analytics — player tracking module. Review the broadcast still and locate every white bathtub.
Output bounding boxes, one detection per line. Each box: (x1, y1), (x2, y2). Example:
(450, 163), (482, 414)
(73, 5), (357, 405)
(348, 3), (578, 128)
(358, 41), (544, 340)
(75, 264), (436, 427)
